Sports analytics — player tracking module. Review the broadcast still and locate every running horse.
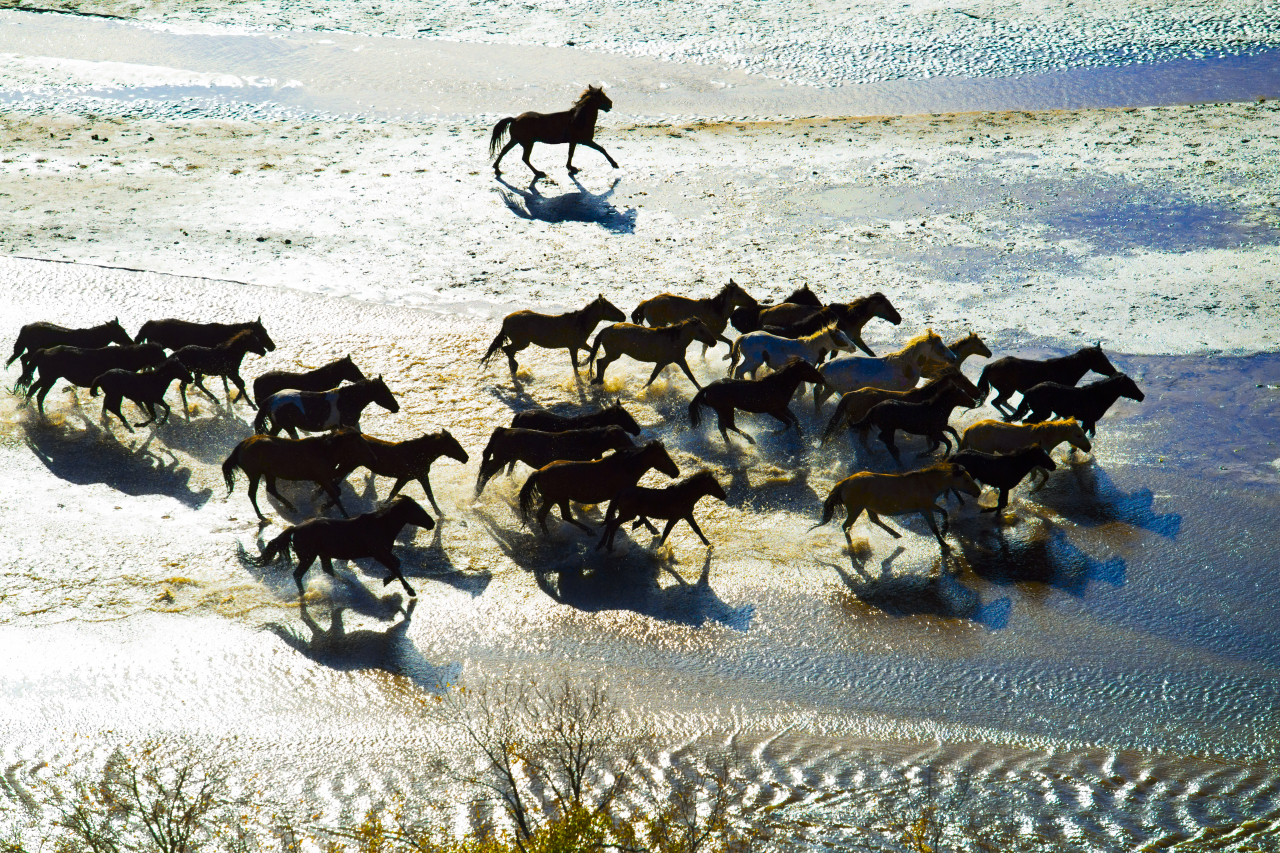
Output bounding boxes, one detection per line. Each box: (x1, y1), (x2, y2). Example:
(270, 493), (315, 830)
(222, 427), (377, 521)
(481, 295), (626, 376)
(490, 85), (619, 179)
(630, 280), (757, 356)
(254, 377), (399, 438)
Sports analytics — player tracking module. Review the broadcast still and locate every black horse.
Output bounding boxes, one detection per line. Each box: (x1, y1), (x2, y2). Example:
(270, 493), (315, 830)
(252, 355), (367, 409)
(251, 495), (435, 597)
(490, 85), (618, 179)
(254, 377), (399, 438)
(976, 344), (1118, 417)
(24, 342), (166, 415)
(135, 317), (276, 353)
(9, 318), (133, 385)
(510, 400), (641, 435)
(89, 357), (192, 431)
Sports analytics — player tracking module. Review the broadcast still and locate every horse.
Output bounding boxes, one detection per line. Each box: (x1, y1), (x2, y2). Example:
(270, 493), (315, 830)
(481, 295), (625, 375)
(475, 425), (637, 495)
(510, 400), (641, 436)
(762, 293), (902, 358)
(251, 495), (435, 597)
(630, 280), (757, 355)
(847, 383), (977, 464)
(948, 446), (1057, 513)
(172, 329), (268, 413)
(252, 355), (367, 410)
(812, 331), (957, 412)
(23, 342), (167, 415)
(490, 85), (618, 179)
(9, 318), (133, 383)
(517, 441), (679, 534)
(1007, 374), (1145, 435)
(254, 377), (399, 438)
(821, 368), (982, 446)
(958, 418), (1092, 490)
(135, 317), (275, 353)
(597, 470), (727, 552)
(920, 332), (991, 380)
(975, 344), (1118, 417)
(813, 462), (980, 554)
(222, 428), (377, 521)
(89, 357), (192, 431)
(688, 358), (827, 445)
(726, 324), (856, 380)
(330, 430), (469, 516)
(783, 284), (823, 307)
(589, 318), (725, 389)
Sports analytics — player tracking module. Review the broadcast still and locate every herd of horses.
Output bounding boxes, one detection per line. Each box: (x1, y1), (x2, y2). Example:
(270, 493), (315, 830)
(9, 272), (1143, 598)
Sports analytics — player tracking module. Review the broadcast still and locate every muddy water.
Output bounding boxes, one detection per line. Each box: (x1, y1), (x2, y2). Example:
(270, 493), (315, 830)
(1, 259), (1278, 848)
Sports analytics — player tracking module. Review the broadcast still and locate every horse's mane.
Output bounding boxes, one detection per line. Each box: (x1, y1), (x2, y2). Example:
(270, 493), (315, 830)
(569, 87), (602, 122)
(797, 322), (842, 344)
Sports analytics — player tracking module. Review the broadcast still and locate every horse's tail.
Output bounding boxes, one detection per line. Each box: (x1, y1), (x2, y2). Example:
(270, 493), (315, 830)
(13, 355), (37, 392)
(517, 471), (542, 527)
(586, 331), (606, 371)
(5, 332), (26, 367)
(688, 388), (708, 428)
(630, 301), (647, 325)
(480, 327), (509, 366)
(489, 117), (515, 159)
(88, 372), (109, 399)
(222, 442), (244, 494)
(725, 337), (742, 370)
(974, 366), (991, 403)
(249, 529), (294, 568)
(253, 404), (272, 435)
(809, 486), (844, 531)
(820, 398), (849, 444)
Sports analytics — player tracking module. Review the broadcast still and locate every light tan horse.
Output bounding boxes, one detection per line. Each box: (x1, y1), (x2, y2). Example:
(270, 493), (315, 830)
(630, 279), (756, 356)
(480, 295), (626, 375)
(920, 332), (992, 380)
(813, 462), (979, 553)
(958, 417), (1092, 487)
(813, 330), (957, 411)
(588, 318), (725, 389)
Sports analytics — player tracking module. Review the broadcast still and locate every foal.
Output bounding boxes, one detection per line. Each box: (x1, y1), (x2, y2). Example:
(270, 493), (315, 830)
(89, 358), (192, 431)
(172, 329), (268, 413)
(847, 383), (976, 463)
(688, 358), (827, 445)
(948, 446), (1057, 512)
(597, 470), (727, 552)
(24, 343), (166, 415)
(821, 368), (981, 446)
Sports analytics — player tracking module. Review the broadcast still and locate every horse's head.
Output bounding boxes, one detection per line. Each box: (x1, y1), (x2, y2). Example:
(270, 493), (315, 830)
(824, 325), (855, 352)
(251, 317), (277, 352)
(1057, 419), (1093, 453)
(782, 357), (827, 387)
(945, 462), (981, 498)
(593, 295), (626, 324)
(867, 292), (902, 326)
(1081, 343), (1117, 377)
(434, 429), (469, 464)
(954, 331), (991, 360)
(372, 376), (400, 413)
(643, 440), (680, 479)
(585, 85), (612, 112)
(940, 382), (978, 410)
(604, 425), (637, 453)
(162, 356), (193, 384)
(724, 279), (757, 310)
(936, 367), (981, 400)
(1028, 446), (1057, 473)
(690, 470), (727, 503)
(239, 329), (269, 357)
(1114, 373), (1145, 402)
(783, 283), (822, 307)
(388, 495), (436, 530)
(605, 401), (642, 435)
(339, 355), (368, 383)
(106, 317), (134, 346)
(921, 330), (958, 365)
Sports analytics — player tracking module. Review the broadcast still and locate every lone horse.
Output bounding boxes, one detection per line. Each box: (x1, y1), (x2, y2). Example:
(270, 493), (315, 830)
(490, 85), (619, 179)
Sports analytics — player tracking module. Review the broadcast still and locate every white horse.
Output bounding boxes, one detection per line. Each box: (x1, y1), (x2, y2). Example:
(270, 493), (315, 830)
(813, 330), (957, 411)
(726, 324), (856, 380)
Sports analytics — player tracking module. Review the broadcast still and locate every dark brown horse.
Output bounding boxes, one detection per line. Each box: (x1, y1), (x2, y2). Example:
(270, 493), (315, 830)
(222, 428), (377, 521)
(24, 342), (166, 415)
(1007, 373), (1144, 435)
(589, 318), (725, 389)
(252, 495), (435, 597)
(172, 329), (268, 413)
(821, 368), (981, 446)
(847, 382), (976, 464)
(597, 470), (727, 552)
(976, 344), (1118, 417)
(949, 446), (1057, 513)
(9, 318), (133, 384)
(89, 357), (192, 431)
(517, 441), (680, 534)
(135, 317), (275, 353)
(481, 295), (625, 375)
(630, 280), (757, 355)
(510, 400), (641, 435)
(476, 425), (637, 495)
(687, 358), (827, 445)
(252, 355), (367, 409)
(331, 430), (469, 516)
(490, 85), (618, 179)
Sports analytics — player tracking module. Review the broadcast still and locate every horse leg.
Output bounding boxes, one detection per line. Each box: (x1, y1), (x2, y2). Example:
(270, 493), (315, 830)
(247, 474), (269, 521)
(558, 501), (593, 533)
(194, 375), (220, 404)
(769, 406), (798, 435)
(581, 140), (619, 169)
(879, 429), (903, 465)
(842, 506), (864, 544)
(982, 487), (1010, 514)
(320, 480), (349, 517)
(179, 382), (191, 419)
(221, 374), (231, 401)
(374, 551), (416, 598)
(230, 373), (255, 409)
(674, 358), (702, 390)
(718, 408), (755, 446)
(632, 517), (660, 535)
(502, 341), (526, 374)
(643, 361), (670, 388)
(990, 390), (1013, 417)
(493, 139), (518, 175)
(920, 510), (951, 552)
(521, 143), (546, 180)
(566, 142), (579, 175)
(293, 554), (317, 595)
(319, 555), (336, 576)
(866, 511), (903, 539)
(685, 516), (711, 546)
(593, 352), (617, 385)
(264, 475), (298, 513)
(568, 346), (581, 374)
(657, 517), (682, 546)
(419, 477), (443, 517)
(536, 500), (553, 534)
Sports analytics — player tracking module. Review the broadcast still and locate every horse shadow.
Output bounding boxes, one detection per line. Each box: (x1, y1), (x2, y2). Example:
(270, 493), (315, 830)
(476, 510), (752, 630)
(20, 410), (212, 508)
(262, 598), (459, 694)
(150, 407), (254, 465)
(383, 520), (493, 598)
(947, 510), (1127, 597)
(496, 175), (637, 234)
(820, 546), (1008, 628)
(1030, 461), (1181, 539)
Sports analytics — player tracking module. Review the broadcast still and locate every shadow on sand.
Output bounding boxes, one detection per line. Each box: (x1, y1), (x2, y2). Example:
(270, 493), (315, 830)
(477, 509), (753, 631)
(21, 405), (212, 508)
(496, 175), (637, 233)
